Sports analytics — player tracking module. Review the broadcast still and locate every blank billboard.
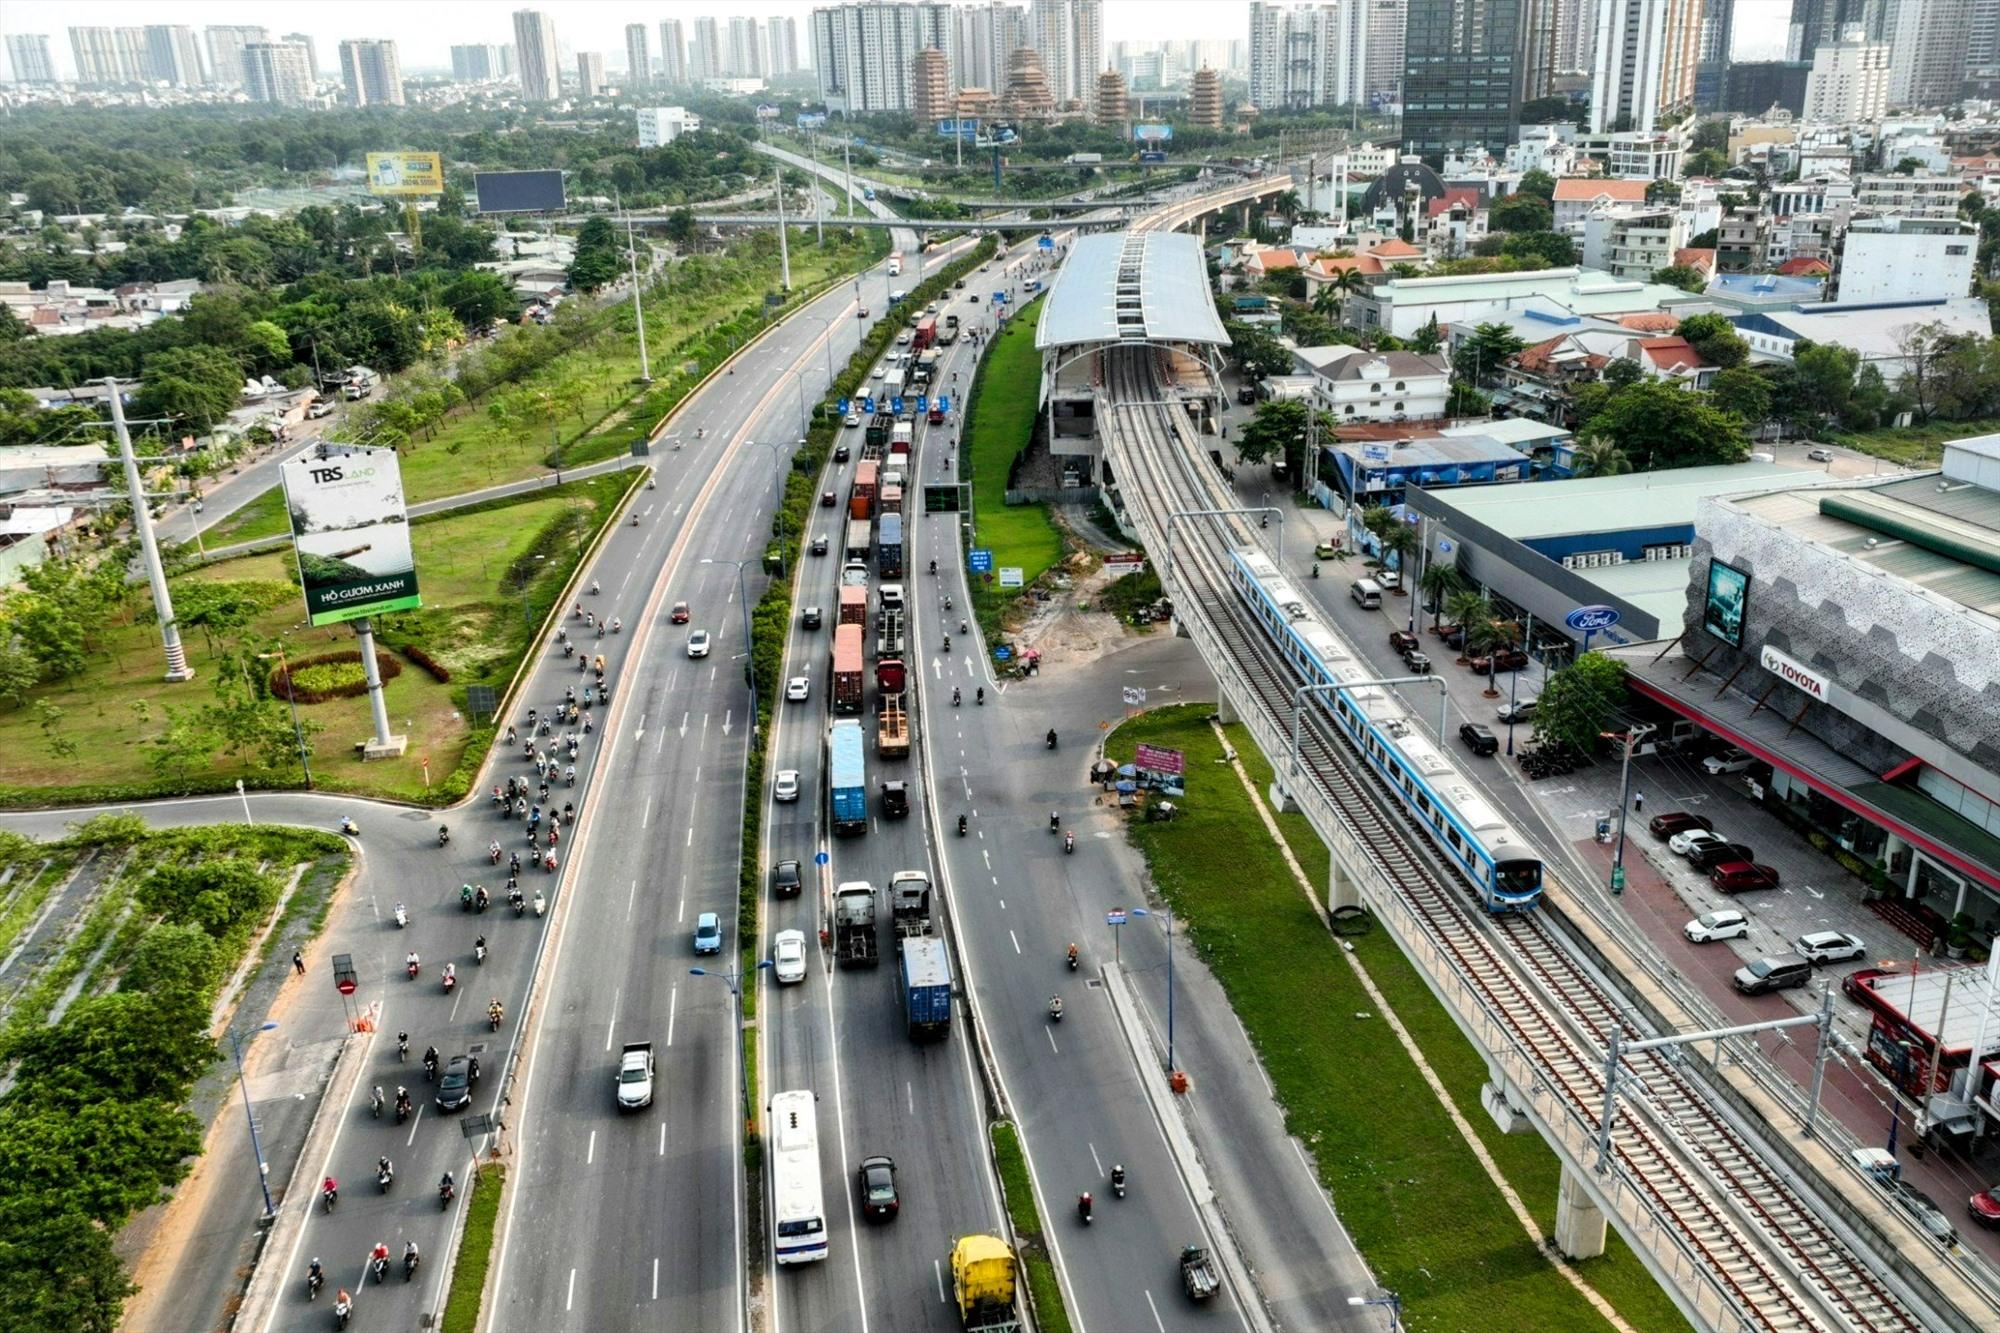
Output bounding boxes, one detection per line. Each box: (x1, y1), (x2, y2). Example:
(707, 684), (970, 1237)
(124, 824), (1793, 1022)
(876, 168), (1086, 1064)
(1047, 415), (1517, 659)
(475, 170), (567, 214)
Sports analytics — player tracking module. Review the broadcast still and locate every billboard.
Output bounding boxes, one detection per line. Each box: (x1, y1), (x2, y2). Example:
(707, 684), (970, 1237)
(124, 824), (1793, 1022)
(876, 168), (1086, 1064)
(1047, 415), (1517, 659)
(937, 119), (979, 139)
(796, 112), (827, 129)
(1139, 150), (1169, 165)
(1700, 559), (1749, 649)
(367, 152), (444, 196)
(1133, 124), (1173, 143)
(474, 169), (567, 214)
(281, 447), (421, 627)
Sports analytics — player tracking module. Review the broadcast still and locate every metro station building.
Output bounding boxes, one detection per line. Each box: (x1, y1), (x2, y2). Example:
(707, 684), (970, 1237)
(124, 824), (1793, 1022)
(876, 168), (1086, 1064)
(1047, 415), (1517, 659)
(1613, 435), (2000, 949)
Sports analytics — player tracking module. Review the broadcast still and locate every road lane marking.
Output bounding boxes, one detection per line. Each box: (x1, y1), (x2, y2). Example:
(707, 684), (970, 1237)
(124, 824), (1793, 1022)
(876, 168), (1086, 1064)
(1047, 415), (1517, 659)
(587, 1130), (596, 1165)
(605, 990), (620, 1049)
(628, 878), (637, 919)
(680, 712), (690, 736)
(653, 1257), (660, 1300)
(1046, 1027), (1060, 1054)
(659, 1123), (667, 1157)
(566, 1268), (576, 1312)
(998, 899), (1006, 910)
(907, 1081), (914, 1115)
(667, 986), (678, 1046)
(1009, 930), (1020, 954)
(934, 1259), (946, 1302)
(1088, 1142), (1103, 1175)
(404, 1108), (423, 1146)
(1144, 1289), (1165, 1333)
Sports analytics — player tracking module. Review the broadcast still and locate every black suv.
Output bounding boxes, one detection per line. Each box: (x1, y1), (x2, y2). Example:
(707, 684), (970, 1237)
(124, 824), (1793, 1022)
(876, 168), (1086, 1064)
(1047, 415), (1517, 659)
(1458, 723), (1499, 757)
(1687, 840), (1757, 871)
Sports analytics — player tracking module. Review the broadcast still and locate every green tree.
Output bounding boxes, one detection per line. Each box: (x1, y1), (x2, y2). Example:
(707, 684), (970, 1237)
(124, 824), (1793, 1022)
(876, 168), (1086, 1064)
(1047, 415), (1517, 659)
(0, 638), (41, 709)
(1521, 96), (1572, 125)
(1410, 313), (1443, 354)
(1651, 264), (1708, 293)
(1517, 170), (1556, 201)
(242, 320), (292, 373)
(0, 1195), (136, 1333)
(146, 702), (220, 788)
(1490, 193), (1554, 234)
(1691, 118), (1729, 151)
(1378, 521), (1420, 594)
(1533, 652), (1629, 756)
(1500, 230), (1577, 267)
(135, 345), (243, 432)
(665, 208), (698, 248)
(1710, 366), (1773, 428)
(121, 923), (223, 996)
(1686, 147), (1730, 177)
(1442, 588), (1491, 663)
(1451, 322), (1527, 385)
(35, 700), (76, 761)
(1569, 434), (1633, 477)
(1224, 320), (1295, 379)
(1418, 562), (1466, 630)
(1604, 358), (1646, 389)
(1675, 313), (1749, 369)
(1592, 381), (1749, 469)
(1895, 156), (1926, 175)
(1645, 179), (1682, 205)
(1235, 400), (1330, 476)
(1446, 380), (1490, 415)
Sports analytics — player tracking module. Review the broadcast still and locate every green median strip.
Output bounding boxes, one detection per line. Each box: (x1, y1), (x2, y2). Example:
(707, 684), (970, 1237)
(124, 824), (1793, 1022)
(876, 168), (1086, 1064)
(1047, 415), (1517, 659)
(1106, 704), (1684, 1332)
(989, 1120), (1073, 1333)
(440, 1162), (505, 1333)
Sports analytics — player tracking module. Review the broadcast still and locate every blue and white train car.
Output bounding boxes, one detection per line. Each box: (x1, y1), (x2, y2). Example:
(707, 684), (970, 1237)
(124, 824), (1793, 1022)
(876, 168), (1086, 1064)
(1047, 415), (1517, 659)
(1228, 549), (1543, 912)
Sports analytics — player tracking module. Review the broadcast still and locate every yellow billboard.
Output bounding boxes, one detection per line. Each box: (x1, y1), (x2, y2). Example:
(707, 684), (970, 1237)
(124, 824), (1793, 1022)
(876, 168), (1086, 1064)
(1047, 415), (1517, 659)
(366, 152), (444, 196)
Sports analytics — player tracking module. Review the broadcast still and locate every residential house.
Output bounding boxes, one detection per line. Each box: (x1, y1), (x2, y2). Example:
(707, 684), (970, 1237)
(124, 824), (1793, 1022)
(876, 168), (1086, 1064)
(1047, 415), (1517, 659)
(0, 505), (83, 587)
(1628, 336), (1715, 389)
(1729, 298), (1993, 379)
(1348, 268), (1705, 338)
(1498, 332), (1613, 425)
(1553, 178), (1651, 237)
(1423, 189), (1487, 261)
(1834, 217), (1975, 305)
(1672, 248), (1717, 281)
(1853, 174), (1963, 220)
(1242, 247), (1302, 280)
(1580, 207), (1687, 282)
(1715, 207), (1770, 275)
(1294, 346), (1451, 423)
(1322, 432), (1531, 509)
(1701, 272), (1828, 313)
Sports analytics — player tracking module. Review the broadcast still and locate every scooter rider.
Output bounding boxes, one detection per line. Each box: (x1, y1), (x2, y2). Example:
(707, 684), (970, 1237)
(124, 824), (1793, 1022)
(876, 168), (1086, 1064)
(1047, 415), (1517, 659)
(423, 1045), (439, 1079)
(1066, 942), (1078, 968)
(1048, 994), (1064, 1020)
(1049, 809), (1060, 832)
(1111, 1164), (1127, 1196)
(952, 686), (961, 706)
(1064, 830), (1075, 854)
(976, 686), (984, 705)
(957, 813), (967, 836)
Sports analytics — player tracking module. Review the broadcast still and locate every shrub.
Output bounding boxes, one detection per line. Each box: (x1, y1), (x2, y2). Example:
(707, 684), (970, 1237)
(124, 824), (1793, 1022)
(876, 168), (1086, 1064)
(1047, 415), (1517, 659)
(401, 643), (452, 683)
(267, 650), (401, 704)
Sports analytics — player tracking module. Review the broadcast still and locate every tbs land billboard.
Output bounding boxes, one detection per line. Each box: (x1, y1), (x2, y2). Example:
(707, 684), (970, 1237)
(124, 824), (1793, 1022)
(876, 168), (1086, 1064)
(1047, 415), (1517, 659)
(475, 169), (568, 214)
(281, 448), (421, 627)
(366, 152), (444, 195)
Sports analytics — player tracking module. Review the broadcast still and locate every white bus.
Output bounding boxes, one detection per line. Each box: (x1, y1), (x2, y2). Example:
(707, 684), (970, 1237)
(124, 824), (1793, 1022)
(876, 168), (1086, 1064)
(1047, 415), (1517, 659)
(769, 1090), (828, 1264)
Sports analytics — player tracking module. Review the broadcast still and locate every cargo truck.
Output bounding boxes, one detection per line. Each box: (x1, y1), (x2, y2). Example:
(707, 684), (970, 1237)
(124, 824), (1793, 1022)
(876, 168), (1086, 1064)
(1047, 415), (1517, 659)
(838, 585), (868, 627)
(832, 625), (865, 714)
(951, 1237), (1020, 1333)
(615, 1042), (654, 1111)
(828, 720), (868, 836)
(865, 413), (893, 451)
(876, 654), (906, 697)
(890, 870), (933, 947)
(877, 696), (910, 758)
(899, 937), (952, 1040)
(844, 519), (873, 562)
(851, 459), (879, 518)
(834, 880), (879, 966)
(876, 607), (905, 658)
(913, 317), (937, 351)
(889, 422), (913, 457)
(880, 483), (903, 516)
(915, 349), (940, 383)
(887, 251), (902, 275)
(878, 512), (904, 579)
(928, 402), (946, 425)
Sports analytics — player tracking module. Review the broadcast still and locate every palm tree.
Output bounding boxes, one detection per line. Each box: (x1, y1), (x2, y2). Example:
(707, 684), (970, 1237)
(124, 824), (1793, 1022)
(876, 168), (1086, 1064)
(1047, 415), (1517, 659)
(1570, 434), (1632, 478)
(1418, 564), (1465, 630)
(1464, 616), (1514, 697)
(1358, 505), (1396, 568)
(1443, 589), (1489, 662)
(1379, 522), (1419, 595)
(1331, 267), (1367, 324)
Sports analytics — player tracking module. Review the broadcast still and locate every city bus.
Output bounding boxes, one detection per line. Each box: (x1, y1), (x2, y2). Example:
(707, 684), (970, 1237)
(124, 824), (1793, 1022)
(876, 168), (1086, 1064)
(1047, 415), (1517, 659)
(769, 1090), (828, 1264)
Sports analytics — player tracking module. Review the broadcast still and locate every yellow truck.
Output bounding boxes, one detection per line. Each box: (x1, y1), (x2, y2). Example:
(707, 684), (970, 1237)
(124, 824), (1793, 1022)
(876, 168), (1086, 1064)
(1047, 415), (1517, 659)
(877, 696), (910, 758)
(951, 1236), (1019, 1333)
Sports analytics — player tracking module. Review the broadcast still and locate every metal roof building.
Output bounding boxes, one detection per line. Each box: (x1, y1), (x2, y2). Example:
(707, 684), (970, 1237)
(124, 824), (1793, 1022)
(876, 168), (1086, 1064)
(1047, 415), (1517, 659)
(1035, 231), (1229, 351)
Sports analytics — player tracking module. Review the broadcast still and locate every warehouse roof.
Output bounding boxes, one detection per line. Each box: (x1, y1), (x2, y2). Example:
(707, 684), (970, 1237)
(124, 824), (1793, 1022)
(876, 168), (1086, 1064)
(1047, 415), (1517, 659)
(1425, 462), (1819, 541)
(1036, 230), (1229, 350)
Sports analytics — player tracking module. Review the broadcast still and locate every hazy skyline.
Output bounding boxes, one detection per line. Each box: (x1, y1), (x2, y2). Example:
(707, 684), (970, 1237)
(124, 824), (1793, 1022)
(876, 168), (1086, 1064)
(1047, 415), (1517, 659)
(9, 0), (1791, 81)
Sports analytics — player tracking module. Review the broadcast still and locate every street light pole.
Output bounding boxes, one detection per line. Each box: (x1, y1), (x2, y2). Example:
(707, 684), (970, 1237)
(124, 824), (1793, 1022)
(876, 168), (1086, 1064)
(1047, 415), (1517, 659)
(616, 188), (651, 383)
(703, 557), (761, 728)
(1605, 724), (1654, 896)
(1347, 1291), (1402, 1330)
(1132, 905), (1177, 1075)
(258, 646), (313, 789)
(230, 1020), (281, 1221)
(691, 962), (772, 1128)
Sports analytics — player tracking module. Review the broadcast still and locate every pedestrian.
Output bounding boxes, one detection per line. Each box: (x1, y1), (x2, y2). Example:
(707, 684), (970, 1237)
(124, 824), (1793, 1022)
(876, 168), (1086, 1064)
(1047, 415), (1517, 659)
(293, 949), (306, 976)
(1632, 791), (1645, 813)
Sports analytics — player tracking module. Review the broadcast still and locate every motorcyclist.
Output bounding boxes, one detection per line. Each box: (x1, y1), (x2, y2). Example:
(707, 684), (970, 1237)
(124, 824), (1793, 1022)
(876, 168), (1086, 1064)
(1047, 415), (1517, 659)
(1049, 810), (1060, 831)
(1311, 562), (1320, 579)
(437, 823), (450, 847)
(1077, 1191), (1093, 1222)
(394, 1087), (411, 1119)
(370, 1242), (389, 1281)
(958, 813), (967, 836)
(1065, 830), (1075, 853)
(339, 816), (359, 836)
(406, 950), (420, 977)
(403, 1240), (420, 1275)
(377, 1156), (394, 1189)
(371, 1085), (384, 1116)
(1111, 1164), (1127, 1195)
(952, 686), (961, 706)
(396, 1031), (409, 1060)
(475, 935), (488, 964)
(611, 617), (622, 633)
(942, 633), (951, 652)
(1049, 994), (1064, 1019)
(929, 559), (937, 575)
(423, 1045), (439, 1079)
(591, 579), (601, 595)
(307, 1258), (325, 1297)
(488, 839), (502, 863)
(440, 1171), (456, 1201)
(322, 1176), (339, 1208)
(442, 962), (457, 991)
(475, 884), (490, 911)
(976, 686), (984, 705)
(489, 998), (505, 1028)
(1067, 942), (1079, 967)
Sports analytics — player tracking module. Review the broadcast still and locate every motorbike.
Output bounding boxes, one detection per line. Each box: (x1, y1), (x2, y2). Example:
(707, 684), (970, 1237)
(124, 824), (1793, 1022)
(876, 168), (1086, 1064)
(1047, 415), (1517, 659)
(423, 1052), (438, 1082)
(1064, 831), (1074, 855)
(339, 818), (359, 837)
(437, 826), (450, 848)
(1049, 812), (1060, 834)
(371, 1089), (383, 1119)
(1046, 730), (1058, 750)
(1067, 948), (1078, 971)
(488, 1004), (505, 1032)
(406, 957), (420, 980)
(371, 1254), (389, 1285)
(952, 688), (961, 707)
(1111, 1166), (1127, 1199)
(307, 1269), (324, 1301)
(395, 1096), (411, 1125)
(1077, 1193), (1093, 1224)
(957, 815), (967, 837)
(1310, 563), (1319, 579)
(533, 889), (547, 916)
(439, 1179), (456, 1210)
(394, 903), (408, 928)
(442, 970), (455, 995)
(1048, 997), (1064, 1022)
(460, 884), (475, 912)
(488, 844), (502, 866)
(333, 1295), (352, 1329)
(377, 1166), (394, 1194)
(475, 940), (487, 965)
(396, 1033), (409, 1061)
(511, 890), (526, 916)
(403, 1250), (420, 1281)
(976, 688), (984, 705)
(474, 888), (490, 914)
(941, 634), (951, 653)
(321, 1185), (338, 1213)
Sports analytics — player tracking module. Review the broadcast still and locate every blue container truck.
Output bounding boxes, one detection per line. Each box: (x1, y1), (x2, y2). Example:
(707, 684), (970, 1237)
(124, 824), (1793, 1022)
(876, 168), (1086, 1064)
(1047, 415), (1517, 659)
(828, 719), (868, 837)
(898, 937), (952, 1040)
(878, 512), (904, 579)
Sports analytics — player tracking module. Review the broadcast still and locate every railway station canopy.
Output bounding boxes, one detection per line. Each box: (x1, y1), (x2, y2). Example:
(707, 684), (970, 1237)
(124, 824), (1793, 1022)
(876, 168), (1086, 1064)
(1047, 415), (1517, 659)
(1035, 231), (1229, 352)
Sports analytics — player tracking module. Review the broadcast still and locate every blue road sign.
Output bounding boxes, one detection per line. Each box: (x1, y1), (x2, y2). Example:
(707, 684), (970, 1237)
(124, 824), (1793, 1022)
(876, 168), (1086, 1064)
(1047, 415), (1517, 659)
(815, 850), (829, 866)
(861, 396), (875, 414)
(917, 396), (929, 411)
(993, 291), (1008, 304)
(1038, 235), (1054, 249)
(968, 548), (993, 573)
(994, 645), (1011, 661)
(937, 395), (951, 413)
(837, 397), (850, 415)
(891, 396), (904, 414)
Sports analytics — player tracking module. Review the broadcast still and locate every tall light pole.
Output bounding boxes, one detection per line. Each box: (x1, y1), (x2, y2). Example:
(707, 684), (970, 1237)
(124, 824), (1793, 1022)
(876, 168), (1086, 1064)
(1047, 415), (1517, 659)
(691, 961), (772, 1128)
(1132, 905), (1177, 1078)
(106, 380), (193, 681)
(702, 557), (761, 728)
(230, 1020), (281, 1221)
(1604, 724), (1654, 897)
(256, 647), (313, 788)
(616, 189), (652, 383)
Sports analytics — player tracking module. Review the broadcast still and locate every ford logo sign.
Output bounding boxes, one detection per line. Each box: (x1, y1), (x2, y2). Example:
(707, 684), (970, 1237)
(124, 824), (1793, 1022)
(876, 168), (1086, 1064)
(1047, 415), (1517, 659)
(1565, 605), (1621, 632)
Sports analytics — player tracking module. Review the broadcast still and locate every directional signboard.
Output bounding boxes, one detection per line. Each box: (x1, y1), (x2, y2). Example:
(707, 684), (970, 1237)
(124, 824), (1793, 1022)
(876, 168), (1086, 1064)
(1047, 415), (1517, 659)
(891, 396), (905, 414)
(1106, 908), (1128, 926)
(861, 396), (876, 414)
(837, 397), (851, 415)
(1039, 235), (1054, 250)
(998, 567), (1024, 588)
(968, 548), (993, 573)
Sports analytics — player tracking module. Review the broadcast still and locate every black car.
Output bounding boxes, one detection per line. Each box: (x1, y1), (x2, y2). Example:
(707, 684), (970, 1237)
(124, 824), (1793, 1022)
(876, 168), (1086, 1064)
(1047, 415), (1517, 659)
(811, 535), (829, 556)
(882, 781), (909, 818)
(436, 1056), (474, 1112)
(1237, 385), (1258, 404)
(772, 859), (803, 897)
(1402, 648), (1432, 674)
(834, 444), (851, 463)
(858, 1155), (900, 1220)
(1458, 723), (1499, 757)
(801, 606), (823, 630)
(1687, 840), (1757, 871)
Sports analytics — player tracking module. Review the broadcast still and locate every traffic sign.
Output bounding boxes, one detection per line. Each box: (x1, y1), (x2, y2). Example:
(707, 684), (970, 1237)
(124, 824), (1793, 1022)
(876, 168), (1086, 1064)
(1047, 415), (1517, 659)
(815, 850), (830, 866)
(891, 396), (904, 414)
(332, 953), (357, 996)
(916, 395), (929, 411)
(1106, 909), (1128, 925)
(861, 396), (876, 414)
(837, 397), (850, 415)
(994, 645), (1011, 661)
(937, 395), (951, 413)
(968, 548), (993, 573)
(1039, 235), (1054, 250)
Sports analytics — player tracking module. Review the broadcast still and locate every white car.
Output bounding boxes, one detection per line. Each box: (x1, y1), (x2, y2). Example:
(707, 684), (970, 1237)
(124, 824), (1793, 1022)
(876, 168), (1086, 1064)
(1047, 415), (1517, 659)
(1703, 747), (1757, 775)
(844, 412), (862, 427)
(1807, 447), (1835, 462)
(1670, 828), (1728, 858)
(785, 676), (810, 702)
(773, 929), (808, 985)
(773, 768), (801, 802)
(871, 365), (887, 379)
(686, 630), (711, 659)
(1796, 930), (1865, 964)
(1684, 909), (1749, 943)
(895, 331), (911, 345)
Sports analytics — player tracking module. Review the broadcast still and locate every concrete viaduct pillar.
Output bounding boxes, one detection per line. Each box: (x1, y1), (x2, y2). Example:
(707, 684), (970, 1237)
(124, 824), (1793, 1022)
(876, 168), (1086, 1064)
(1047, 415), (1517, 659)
(1326, 855), (1363, 912)
(1555, 1166), (1609, 1260)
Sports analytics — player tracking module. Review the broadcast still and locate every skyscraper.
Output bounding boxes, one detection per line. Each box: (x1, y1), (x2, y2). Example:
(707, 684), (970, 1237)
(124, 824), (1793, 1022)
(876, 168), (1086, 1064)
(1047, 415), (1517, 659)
(205, 25), (269, 88)
(1589, 0), (1704, 131)
(1786, 0), (1888, 61)
(1401, 0), (1528, 166)
(145, 26), (205, 86)
(958, 1), (1030, 92)
(1889, 0), (1974, 106)
(69, 28), (141, 85)
(242, 41), (315, 105)
(451, 44), (506, 82)
(912, 46), (953, 121)
(767, 16), (803, 76)
(7, 35), (55, 86)
(660, 21), (688, 84)
(1030, 0), (1101, 106)
(625, 24), (651, 84)
(1694, 0), (1733, 109)
(512, 9), (562, 101)
(340, 39), (403, 106)
(810, 3), (956, 114)
(726, 16), (767, 77)
(1555, 0), (1597, 71)
(1364, 0), (1407, 99)
(285, 32), (321, 81)
(577, 52), (606, 98)
(1248, 1), (1369, 110)
(691, 18), (722, 81)
(1803, 24), (1889, 118)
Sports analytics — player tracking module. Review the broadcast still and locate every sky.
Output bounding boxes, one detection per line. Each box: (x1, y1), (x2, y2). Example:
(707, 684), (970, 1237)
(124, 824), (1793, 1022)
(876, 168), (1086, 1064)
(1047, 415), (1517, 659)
(11, 0), (1793, 80)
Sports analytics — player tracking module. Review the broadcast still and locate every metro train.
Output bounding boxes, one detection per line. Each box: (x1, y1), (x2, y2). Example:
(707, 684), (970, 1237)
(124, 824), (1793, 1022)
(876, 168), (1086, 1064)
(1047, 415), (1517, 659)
(1227, 549), (1544, 913)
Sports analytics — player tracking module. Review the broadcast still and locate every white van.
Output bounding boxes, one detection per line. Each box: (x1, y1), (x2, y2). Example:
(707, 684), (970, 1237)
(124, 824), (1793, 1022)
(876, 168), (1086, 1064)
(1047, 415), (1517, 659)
(1349, 579), (1383, 609)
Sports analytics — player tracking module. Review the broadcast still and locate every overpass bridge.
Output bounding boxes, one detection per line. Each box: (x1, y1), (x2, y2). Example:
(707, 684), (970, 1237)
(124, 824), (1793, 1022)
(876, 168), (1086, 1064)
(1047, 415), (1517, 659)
(653, 213), (1132, 235)
(1069, 185), (1999, 1333)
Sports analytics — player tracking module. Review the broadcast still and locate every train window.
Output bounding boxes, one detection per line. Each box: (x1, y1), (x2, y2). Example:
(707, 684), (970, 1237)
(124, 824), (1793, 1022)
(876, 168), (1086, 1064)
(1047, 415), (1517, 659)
(1447, 829), (1465, 857)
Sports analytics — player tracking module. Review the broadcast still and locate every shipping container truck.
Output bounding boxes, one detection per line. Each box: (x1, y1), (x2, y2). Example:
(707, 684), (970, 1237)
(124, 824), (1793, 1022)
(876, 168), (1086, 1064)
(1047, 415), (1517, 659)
(834, 879), (879, 965)
(865, 413), (893, 450)
(913, 317), (937, 351)
(876, 607), (905, 658)
(889, 422), (913, 457)
(832, 625), (865, 714)
(877, 696), (910, 758)
(844, 519), (874, 562)
(915, 349), (940, 383)
(877, 512), (904, 579)
(851, 459), (879, 519)
(899, 937), (952, 1040)
(828, 723), (869, 837)
(880, 483), (903, 516)
(876, 654), (907, 696)
(837, 585), (868, 627)
(890, 870), (933, 946)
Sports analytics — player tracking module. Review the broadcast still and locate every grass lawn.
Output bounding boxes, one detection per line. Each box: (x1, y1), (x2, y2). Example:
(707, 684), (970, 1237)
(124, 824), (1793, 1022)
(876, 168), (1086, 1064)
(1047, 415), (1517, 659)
(0, 474), (633, 805)
(1827, 417), (1994, 468)
(198, 486), (290, 549)
(990, 1120), (1072, 1333)
(1107, 704), (1684, 1332)
(392, 232), (881, 504)
(440, 1162), (505, 1333)
(965, 296), (1063, 589)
